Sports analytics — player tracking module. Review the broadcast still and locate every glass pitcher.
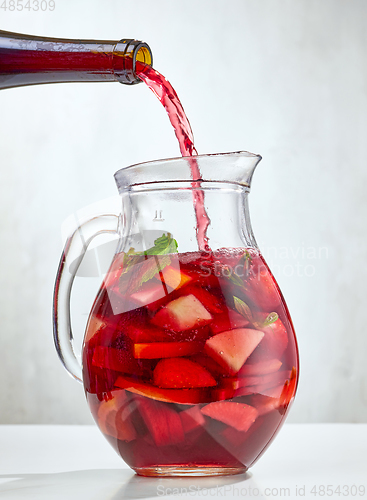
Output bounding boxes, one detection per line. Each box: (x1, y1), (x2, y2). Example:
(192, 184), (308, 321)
(53, 151), (299, 477)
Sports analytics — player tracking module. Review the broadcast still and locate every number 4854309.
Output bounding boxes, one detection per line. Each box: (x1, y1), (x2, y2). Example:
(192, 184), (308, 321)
(1, 0), (55, 11)
(310, 485), (365, 496)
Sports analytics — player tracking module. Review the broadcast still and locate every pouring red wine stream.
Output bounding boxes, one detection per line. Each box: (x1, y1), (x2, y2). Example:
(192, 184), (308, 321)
(136, 62), (211, 251)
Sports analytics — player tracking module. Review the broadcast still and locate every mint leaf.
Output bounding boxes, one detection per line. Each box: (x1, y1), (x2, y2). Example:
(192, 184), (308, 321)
(226, 273), (243, 287)
(243, 250), (252, 270)
(144, 233), (178, 256)
(233, 296), (253, 321)
(238, 250), (252, 276)
(139, 255), (171, 286)
(122, 247), (142, 271)
(119, 254), (172, 295)
(252, 311), (279, 329)
(262, 312), (278, 326)
(119, 233), (178, 293)
(223, 250), (252, 286)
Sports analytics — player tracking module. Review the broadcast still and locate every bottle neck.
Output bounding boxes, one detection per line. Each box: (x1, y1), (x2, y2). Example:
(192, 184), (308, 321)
(0, 31), (152, 90)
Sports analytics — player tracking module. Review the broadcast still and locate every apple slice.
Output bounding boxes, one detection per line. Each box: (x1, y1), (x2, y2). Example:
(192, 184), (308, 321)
(250, 371), (297, 416)
(84, 316), (106, 343)
(249, 313), (288, 362)
(201, 401), (258, 432)
(259, 383), (287, 399)
(204, 328), (264, 375)
(251, 394), (282, 415)
(136, 396), (184, 447)
(242, 256), (282, 310)
(133, 341), (203, 359)
(238, 358), (282, 377)
(151, 294), (212, 331)
(97, 391), (137, 441)
(220, 370), (291, 390)
(153, 358), (217, 389)
(221, 425), (251, 447)
(130, 281), (168, 308)
(179, 286), (224, 314)
(179, 406), (206, 433)
(154, 265), (192, 290)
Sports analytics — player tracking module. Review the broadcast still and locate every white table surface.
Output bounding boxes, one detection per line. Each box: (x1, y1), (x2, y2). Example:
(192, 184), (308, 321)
(0, 424), (366, 499)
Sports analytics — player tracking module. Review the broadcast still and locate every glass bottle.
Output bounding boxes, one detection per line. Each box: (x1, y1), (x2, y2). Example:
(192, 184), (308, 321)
(0, 30), (152, 90)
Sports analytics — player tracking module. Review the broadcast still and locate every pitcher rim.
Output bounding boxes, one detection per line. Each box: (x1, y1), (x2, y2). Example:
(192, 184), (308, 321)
(114, 150), (262, 192)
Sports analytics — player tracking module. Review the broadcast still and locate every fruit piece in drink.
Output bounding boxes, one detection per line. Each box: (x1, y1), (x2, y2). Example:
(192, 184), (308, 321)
(151, 294), (213, 331)
(153, 357), (217, 389)
(204, 328), (264, 375)
(201, 401), (258, 432)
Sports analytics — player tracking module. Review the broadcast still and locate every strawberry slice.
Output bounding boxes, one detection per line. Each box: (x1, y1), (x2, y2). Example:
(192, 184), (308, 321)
(153, 358), (217, 389)
(211, 310), (250, 334)
(115, 375), (212, 404)
(249, 313), (288, 361)
(201, 401), (258, 432)
(238, 358), (282, 377)
(135, 396), (184, 447)
(151, 294), (212, 331)
(154, 265), (192, 290)
(133, 341), (203, 359)
(204, 328), (264, 375)
(179, 406), (206, 433)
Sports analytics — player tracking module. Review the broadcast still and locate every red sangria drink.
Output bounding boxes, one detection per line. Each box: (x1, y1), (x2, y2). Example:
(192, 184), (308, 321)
(83, 243), (298, 476)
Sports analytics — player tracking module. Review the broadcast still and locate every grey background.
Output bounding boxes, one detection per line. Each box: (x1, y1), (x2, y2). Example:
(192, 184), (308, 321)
(0, 0), (366, 424)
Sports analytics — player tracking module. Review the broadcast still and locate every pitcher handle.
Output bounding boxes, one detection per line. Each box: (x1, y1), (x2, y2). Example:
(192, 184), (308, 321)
(53, 214), (120, 382)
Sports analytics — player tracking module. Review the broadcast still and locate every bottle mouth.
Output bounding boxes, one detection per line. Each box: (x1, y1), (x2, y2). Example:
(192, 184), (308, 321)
(113, 39), (153, 85)
(114, 151), (262, 193)
(135, 45), (152, 66)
